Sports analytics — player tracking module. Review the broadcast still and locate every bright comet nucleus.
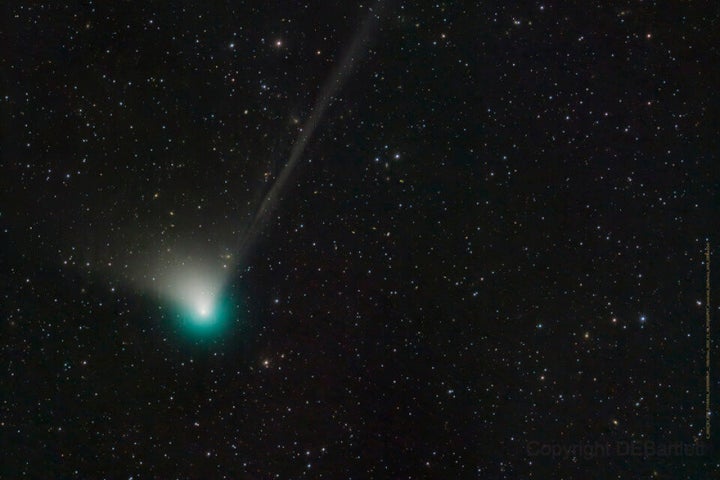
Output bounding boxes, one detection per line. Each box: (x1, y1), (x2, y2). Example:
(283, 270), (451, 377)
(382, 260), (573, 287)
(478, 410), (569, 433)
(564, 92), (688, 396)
(178, 280), (220, 325)
(192, 295), (216, 322)
(153, 262), (231, 335)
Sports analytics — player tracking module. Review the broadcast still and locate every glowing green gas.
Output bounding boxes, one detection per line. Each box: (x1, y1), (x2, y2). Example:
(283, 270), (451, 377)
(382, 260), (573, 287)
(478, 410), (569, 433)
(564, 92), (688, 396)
(174, 290), (233, 338)
(157, 266), (236, 340)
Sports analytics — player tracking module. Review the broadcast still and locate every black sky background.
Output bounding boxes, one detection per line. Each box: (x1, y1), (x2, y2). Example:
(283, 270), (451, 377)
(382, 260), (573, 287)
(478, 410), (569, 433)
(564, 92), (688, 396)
(1, 1), (719, 478)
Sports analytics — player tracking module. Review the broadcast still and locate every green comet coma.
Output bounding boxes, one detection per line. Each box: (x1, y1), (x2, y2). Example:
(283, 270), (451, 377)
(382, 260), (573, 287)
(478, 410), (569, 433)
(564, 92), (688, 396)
(172, 291), (236, 339)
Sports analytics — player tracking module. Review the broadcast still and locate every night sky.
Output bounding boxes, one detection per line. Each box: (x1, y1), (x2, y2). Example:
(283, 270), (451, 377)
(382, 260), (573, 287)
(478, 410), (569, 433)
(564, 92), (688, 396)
(1, 1), (719, 478)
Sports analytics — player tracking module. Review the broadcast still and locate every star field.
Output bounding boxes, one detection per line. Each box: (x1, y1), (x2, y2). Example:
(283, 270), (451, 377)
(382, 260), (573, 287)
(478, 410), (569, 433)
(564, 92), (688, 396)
(1, 1), (719, 478)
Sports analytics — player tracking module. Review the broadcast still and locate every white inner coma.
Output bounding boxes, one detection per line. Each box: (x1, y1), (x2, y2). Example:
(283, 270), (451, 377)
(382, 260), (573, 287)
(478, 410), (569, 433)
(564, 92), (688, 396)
(186, 285), (217, 322)
(160, 266), (223, 323)
(195, 296), (214, 319)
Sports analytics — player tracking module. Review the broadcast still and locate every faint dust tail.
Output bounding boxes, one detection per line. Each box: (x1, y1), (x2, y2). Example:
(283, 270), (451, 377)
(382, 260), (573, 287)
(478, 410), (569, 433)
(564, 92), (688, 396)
(236, 2), (385, 264)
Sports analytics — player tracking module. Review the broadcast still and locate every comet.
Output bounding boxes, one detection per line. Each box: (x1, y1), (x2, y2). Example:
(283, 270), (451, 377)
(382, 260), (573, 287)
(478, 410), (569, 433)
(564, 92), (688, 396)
(142, 4), (384, 338)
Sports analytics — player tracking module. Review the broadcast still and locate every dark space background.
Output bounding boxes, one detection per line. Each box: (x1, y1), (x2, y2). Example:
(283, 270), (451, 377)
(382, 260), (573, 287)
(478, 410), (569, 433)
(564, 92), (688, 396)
(1, 1), (719, 478)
